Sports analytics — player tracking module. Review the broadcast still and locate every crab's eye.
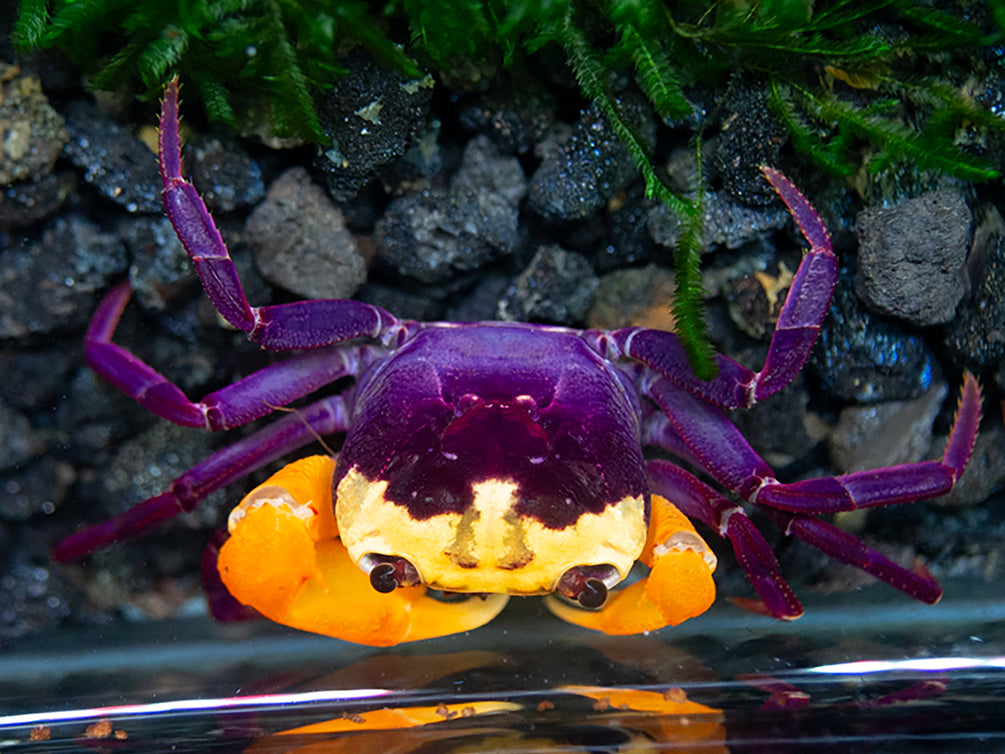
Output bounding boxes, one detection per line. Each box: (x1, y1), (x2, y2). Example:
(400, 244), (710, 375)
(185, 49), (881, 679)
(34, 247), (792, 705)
(556, 564), (620, 609)
(361, 554), (420, 593)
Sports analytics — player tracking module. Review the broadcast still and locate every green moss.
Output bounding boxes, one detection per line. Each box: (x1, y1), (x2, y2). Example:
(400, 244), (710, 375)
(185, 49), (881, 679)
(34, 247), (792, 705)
(15, 0), (1003, 377)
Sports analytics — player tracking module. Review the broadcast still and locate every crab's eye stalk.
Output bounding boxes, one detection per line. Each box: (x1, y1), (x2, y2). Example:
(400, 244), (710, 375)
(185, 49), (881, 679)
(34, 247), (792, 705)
(362, 554), (420, 593)
(556, 564), (620, 609)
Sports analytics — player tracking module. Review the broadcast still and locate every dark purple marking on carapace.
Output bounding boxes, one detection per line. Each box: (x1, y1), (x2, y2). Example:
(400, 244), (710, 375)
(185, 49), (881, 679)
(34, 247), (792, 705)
(335, 323), (648, 530)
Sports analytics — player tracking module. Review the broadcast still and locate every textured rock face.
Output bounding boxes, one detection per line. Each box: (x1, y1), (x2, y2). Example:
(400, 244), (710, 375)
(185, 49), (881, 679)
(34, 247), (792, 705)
(245, 167), (366, 301)
(854, 189), (971, 326)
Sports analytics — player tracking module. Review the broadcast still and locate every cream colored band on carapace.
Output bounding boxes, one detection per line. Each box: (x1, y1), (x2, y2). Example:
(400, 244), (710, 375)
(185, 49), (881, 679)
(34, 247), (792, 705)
(336, 466), (647, 595)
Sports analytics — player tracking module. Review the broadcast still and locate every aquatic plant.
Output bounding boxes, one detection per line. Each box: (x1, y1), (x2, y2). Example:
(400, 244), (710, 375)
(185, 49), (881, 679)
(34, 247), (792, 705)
(14, 0), (1003, 377)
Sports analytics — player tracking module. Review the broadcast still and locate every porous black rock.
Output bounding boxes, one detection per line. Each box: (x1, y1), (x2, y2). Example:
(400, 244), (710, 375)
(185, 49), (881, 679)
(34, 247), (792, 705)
(811, 268), (936, 403)
(855, 189), (971, 326)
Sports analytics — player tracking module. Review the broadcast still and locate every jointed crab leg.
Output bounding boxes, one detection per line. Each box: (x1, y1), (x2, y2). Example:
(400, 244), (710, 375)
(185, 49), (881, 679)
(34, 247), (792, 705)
(763, 510), (942, 604)
(611, 167), (837, 410)
(643, 376), (773, 500)
(53, 395), (351, 561)
(644, 374), (981, 614)
(159, 77), (399, 351)
(645, 373), (981, 514)
(86, 282), (371, 430)
(647, 459), (803, 619)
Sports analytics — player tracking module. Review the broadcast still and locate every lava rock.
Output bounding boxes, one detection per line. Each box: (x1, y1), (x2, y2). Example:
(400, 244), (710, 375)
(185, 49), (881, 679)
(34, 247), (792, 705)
(458, 80), (557, 154)
(0, 345), (77, 410)
(245, 166), (367, 300)
(0, 401), (32, 471)
(810, 268), (936, 403)
(855, 189), (971, 326)
(122, 215), (197, 311)
(0, 215), (128, 338)
(62, 100), (162, 213)
(0, 171), (75, 228)
(0, 64), (67, 184)
(54, 366), (151, 468)
(376, 137), (523, 284)
(590, 183), (656, 271)
(315, 52), (434, 201)
(0, 456), (75, 520)
(724, 261), (794, 340)
(528, 99), (653, 222)
(97, 420), (224, 529)
(0, 544), (72, 640)
(187, 134), (265, 213)
(829, 382), (947, 474)
(445, 274), (512, 322)
(451, 134), (527, 207)
(356, 282), (443, 322)
(648, 190), (790, 252)
(587, 264), (677, 332)
(712, 80), (788, 206)
(944, 214), (1005, 368)
(498, 245), (598, 325)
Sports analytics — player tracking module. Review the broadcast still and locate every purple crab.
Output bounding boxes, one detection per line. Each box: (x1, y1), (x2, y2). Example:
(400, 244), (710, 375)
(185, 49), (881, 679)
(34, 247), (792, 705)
(55, 78), (981, 646)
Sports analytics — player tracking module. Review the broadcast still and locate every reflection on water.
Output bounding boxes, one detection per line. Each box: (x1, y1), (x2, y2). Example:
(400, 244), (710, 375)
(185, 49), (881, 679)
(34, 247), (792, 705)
(1, 584), (1003, 752)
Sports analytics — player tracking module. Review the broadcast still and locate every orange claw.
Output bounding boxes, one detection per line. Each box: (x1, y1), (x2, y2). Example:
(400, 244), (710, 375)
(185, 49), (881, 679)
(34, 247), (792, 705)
(544, 495), (717, 635)
(218, 455), (508, 645)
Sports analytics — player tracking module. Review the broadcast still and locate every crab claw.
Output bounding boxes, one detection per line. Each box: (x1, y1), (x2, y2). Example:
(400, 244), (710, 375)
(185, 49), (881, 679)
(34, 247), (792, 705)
(544, 495), (717, 635)
(217, 455), (508, 646)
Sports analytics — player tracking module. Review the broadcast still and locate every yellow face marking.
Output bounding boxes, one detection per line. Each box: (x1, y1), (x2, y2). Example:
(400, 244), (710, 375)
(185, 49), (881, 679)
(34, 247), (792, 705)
(336, 466), (647, 595)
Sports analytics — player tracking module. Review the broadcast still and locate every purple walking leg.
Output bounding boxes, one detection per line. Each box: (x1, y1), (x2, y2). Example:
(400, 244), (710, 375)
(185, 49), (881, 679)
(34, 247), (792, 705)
(643, 374), (981, 612)
(86, 282), (371, 430)
(764, 509), (943, 604)
(645, 372), (981, 515)
(646, 459), (803, 619)
(53, 394), (351, 561)
(158, 77), (399, 351)
(611, 167), (838, 409)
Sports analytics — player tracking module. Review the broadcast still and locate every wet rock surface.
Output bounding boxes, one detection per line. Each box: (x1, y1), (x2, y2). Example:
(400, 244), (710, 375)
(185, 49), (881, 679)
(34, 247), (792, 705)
(314, 51), (434, 201)
(245, 166), (366, 300)
(0, 170), (75, 227)
(0, 64), (67, 185)
(944, 214), (1005, 369)
(810, 267), (936, 403)
(62, 100), (162, 213)
(498, 244), (599, 325)
(528, 99), (652, 222)
(932, 422), (1005, 508)
(648, 190), (791, 251)
(122, 215), (195, 311)
(0, 456), (75, 520)
(0, 214), (128, 338)
(187, 134), (265, 213)
(587, 264), (677, 332)
(376, 135), (524, 284)
(0, 544), (72, 640)
(0, 401), (33, 470)
(828, 382), (948, 473)
(855, 189), (971, 326)
(711, 81), (787, 207)
(459, 80), (557, 155)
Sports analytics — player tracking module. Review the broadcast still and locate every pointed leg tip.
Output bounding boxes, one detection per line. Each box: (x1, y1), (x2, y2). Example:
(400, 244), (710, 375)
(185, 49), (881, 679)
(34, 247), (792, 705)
(729, 596), (804, 621)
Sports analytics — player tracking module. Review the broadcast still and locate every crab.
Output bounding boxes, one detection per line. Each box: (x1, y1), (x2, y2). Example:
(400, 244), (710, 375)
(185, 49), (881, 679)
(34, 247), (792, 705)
(55, 79), (982, 647)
